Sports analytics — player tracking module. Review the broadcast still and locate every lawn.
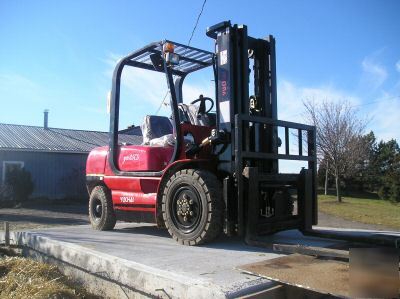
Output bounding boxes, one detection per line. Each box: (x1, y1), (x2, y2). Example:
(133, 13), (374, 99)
(318, 194), (400, 230)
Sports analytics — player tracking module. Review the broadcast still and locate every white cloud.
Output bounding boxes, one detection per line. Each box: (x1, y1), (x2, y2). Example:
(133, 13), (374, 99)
(277, 79), (360, 123)
(358, 54), (400, 142)
(396, 60), (400, 73)
(182, 82), (214, 103)
(366, 92), (400, 142)
(360, 55), (388, 90)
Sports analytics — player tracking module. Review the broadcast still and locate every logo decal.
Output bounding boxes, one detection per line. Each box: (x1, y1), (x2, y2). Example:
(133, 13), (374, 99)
(120, 195), (135, 203)
(221, 80), (227, 97)
(123, 153), (139, 164)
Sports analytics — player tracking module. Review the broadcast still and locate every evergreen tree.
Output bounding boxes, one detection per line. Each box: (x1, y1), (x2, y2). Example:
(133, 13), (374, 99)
(375, 139), (400, 202)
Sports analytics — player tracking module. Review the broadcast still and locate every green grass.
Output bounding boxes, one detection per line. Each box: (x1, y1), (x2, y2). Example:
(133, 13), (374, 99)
(318, 194), (400, 230)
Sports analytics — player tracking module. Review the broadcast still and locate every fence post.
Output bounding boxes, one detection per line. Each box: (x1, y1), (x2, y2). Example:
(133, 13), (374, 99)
(4, 222), (10, 246)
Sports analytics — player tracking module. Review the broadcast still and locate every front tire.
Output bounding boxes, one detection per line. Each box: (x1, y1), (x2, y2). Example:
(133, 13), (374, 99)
(89, 186), (116, 230)
(162, 169), (223, 245)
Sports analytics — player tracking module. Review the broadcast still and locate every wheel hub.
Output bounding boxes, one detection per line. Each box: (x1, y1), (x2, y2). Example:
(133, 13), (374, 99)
(170, 185), (202, 234)
(177, 194), (194, 222)
(92, 200), (103, 219)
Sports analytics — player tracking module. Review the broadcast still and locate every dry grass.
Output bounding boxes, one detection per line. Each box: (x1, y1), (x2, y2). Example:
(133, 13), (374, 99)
(319, 195), (400, 230)
(0, 256), (98, 299)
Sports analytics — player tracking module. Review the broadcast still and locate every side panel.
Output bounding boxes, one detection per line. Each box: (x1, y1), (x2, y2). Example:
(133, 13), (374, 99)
(104, 176), (160, 193)
(104, 176), (160, 223)
(117, 146), (174, 172)
(111, 190), (156, 212)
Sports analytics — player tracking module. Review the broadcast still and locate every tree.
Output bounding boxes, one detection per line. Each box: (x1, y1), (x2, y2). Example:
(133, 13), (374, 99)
(347, 131), (377, 192)
(374, 139), (400, 202)
(317, 156), (334, 195)
(304, 100), (367, 202)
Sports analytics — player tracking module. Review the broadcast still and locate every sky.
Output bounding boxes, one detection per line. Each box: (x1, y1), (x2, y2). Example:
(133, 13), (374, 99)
(1, 0), (399, 146)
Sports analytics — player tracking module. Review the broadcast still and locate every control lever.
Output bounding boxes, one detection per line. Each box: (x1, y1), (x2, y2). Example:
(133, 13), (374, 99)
(185, 129), (228, 156)
(200, 129), (227, 147)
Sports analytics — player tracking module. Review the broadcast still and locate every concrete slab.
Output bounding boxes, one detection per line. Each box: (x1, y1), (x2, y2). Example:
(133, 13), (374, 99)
(2, 223), (397, 298)
(0, 223), (341, 298)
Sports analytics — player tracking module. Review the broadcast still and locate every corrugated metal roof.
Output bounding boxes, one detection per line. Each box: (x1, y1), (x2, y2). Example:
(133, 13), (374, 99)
(0, 123), (142, 153)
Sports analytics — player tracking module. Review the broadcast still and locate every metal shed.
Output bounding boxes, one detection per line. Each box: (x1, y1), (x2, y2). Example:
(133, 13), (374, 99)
(0, 122), (141, 200)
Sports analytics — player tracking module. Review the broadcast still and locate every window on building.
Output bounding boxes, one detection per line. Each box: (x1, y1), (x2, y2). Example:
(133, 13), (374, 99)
(2, 161), (24, 183)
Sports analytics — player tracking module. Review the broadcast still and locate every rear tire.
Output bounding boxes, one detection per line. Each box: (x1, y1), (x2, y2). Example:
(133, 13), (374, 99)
(162, 169), (223, 245)
(89, 185), (116, 230)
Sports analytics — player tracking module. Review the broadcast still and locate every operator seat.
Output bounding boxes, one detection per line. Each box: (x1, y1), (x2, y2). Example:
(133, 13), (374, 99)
(178, 104), (216, 127)
(141, 115), (173, 145)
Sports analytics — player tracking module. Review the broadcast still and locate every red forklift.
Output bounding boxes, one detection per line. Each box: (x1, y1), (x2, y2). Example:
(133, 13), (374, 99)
(86, 21), (318, 245)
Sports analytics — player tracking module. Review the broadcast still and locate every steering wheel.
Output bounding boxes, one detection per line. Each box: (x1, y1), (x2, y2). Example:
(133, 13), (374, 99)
(190, 95), (214, 114)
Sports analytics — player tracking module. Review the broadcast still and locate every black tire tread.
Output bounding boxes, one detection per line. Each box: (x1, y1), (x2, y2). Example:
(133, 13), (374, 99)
(89, 185), (116, 231)
(161, 169), (223, 245)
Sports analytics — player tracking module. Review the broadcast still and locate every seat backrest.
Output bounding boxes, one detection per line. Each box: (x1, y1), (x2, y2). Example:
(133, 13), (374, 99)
(178, 104), (216, 127)
(141, 115), (173, 144)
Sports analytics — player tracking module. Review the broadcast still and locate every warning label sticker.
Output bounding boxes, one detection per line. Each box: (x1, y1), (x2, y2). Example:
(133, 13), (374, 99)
(219, 50), (228, 66)
(219, 100), (230, 123)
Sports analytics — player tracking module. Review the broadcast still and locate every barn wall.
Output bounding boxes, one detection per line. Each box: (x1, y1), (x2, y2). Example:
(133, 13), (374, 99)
(0, 150), (88, 200)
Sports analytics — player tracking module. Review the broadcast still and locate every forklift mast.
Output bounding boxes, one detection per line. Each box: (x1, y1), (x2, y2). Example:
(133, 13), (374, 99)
(208, 21), (278, 174)
(207, 21), (318, 238)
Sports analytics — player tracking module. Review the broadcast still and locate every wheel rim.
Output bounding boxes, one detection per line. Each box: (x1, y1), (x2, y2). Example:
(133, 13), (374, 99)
(170, 185), (202, 234)
(92, 198), (103, 220)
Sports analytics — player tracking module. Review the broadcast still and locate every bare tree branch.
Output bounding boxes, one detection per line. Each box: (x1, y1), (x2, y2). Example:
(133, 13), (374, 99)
(303, 99), (367, 202)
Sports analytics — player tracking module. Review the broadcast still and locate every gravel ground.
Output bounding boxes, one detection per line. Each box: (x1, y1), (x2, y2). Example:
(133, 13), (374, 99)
(0, 204), (88, 230)
(0, 203), (395, 232)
